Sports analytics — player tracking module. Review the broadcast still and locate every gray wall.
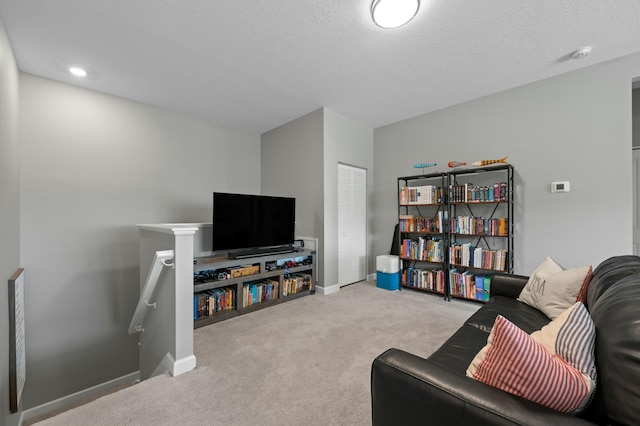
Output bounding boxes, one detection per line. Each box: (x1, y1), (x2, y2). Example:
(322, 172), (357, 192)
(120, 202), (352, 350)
(261, 107), (375, 292)
(634, 88), (640, 148)
(374, 53), (640, 274)
(19, 73), (261, 408)
(262, 108), (373, 289)
(323, 109), (375, 289)
(0, 17), (22, 426)
(261, 108), (325, 283)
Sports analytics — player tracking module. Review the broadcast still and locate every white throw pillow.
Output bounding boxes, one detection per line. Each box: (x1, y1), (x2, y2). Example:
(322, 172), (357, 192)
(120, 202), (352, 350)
(518, 257), (592, 319)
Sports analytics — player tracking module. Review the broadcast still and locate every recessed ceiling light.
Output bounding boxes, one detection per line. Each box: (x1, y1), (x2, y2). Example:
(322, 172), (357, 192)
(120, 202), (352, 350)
(69, 67), (87, 77)
(372, 0), (420, 29)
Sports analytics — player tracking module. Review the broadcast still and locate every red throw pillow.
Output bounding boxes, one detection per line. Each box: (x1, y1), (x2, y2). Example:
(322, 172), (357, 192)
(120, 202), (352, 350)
(466, 314), (595, 414)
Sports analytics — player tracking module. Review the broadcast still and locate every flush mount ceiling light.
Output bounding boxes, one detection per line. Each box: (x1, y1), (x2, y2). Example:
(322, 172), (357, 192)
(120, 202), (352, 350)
(572, 46), (592, 59)
(372, 0), (420, 29)
(69, 67), (87, 77)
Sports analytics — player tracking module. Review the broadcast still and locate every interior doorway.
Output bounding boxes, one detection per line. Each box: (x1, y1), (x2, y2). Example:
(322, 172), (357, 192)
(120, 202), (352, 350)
(337, 163), (367, 286)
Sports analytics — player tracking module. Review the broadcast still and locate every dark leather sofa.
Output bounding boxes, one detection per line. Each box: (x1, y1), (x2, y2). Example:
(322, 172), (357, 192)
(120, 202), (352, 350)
(371, 255), (640, 426)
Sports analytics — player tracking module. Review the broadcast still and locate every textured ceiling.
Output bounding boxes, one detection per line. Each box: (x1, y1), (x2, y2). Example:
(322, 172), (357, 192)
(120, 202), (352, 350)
(2, 0), (640, 133)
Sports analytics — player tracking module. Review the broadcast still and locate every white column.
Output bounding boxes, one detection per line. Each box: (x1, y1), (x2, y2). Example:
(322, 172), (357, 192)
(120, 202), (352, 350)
(137, 224), (200, 380)
(172, 228), (197, 376)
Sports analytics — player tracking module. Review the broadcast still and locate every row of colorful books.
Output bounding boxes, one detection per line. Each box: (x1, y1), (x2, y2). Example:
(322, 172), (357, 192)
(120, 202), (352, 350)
(399, 185), (444, 205)
(399, 211), (446, 233)
(449, 182), (508, 203)
(243, 279), (278, 308)
(450, 216), (508, 236)
(449, 270), (491, 301)
(400, 237), (444, 262)
(194, 287), (236, 320)
(449, 243), (507, 271)
(283, 273), (313, 296)
(402, 267), (445, 293)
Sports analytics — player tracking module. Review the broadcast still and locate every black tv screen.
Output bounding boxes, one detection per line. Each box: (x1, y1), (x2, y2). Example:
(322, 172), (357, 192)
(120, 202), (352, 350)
(212, 192), (296, 252)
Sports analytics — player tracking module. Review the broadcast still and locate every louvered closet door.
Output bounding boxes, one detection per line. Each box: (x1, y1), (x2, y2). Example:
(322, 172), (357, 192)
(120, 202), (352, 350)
(338, 163), (367, 286)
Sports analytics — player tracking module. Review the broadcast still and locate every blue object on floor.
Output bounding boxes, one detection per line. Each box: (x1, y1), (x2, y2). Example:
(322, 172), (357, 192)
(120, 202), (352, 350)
(377, 271), (400, 291)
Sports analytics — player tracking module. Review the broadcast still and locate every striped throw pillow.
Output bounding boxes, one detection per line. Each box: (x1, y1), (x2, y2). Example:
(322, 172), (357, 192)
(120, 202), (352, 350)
(467, 313), (596, 414)
(530, 302), (597, 382)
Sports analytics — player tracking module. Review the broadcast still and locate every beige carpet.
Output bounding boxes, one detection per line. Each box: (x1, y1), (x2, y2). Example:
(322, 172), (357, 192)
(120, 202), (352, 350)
(33, 281), (479, 426)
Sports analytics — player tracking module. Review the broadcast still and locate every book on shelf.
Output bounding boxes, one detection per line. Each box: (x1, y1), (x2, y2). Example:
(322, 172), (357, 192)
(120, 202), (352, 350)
(402, 267), (445, 293)
(400, 185), (443, 205)
(449, 243), (507, 271)
(472, 275), (492, 301)
(450, 216), (508, 236)
(449, 242), (474, 267)
(449, 270), (492, 301)
(399, 211), (446, 233)
(483, 276), (491, 301)
(399, 215), (415, 232)
(449, 181), (508, 203)
(448, 269), (474, 299)
(475, 275), (484, 301)
(438, 210), (446, 233)
(400, 237), (443, 262)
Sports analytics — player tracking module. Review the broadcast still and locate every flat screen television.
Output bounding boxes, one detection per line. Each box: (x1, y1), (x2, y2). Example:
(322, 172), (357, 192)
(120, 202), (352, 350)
(212, 192), (296, 257)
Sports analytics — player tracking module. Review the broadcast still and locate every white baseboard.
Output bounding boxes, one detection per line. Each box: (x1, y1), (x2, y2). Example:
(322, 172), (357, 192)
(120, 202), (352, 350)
(367, 273), (376, 281)
(172, 354), (197, 377)
(151, 353), (197, 378)
(316, 284), (340, 295)
(21, 371), (140, 425)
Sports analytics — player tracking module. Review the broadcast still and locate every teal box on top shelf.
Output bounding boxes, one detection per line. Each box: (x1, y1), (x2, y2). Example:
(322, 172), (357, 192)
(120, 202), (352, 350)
(376, 255), (400, 291)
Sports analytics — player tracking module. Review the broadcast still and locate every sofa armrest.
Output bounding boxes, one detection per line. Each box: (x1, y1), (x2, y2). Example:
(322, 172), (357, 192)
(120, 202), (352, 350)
(371, 348), (593, 426)
(490, 273), (529, 299)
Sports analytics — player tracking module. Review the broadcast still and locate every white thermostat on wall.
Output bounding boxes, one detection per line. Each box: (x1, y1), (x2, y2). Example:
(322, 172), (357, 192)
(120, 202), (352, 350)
(551, 181), (570, 193)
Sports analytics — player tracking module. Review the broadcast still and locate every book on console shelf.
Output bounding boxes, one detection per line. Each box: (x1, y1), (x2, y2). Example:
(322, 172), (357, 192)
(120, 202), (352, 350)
(194, 287), (236, 320)
(243, 280), (278, 308)
(283, 273), (312, 296)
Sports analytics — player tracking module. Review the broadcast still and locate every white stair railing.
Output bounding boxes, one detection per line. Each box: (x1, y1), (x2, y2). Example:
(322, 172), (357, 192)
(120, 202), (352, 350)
(128, 250), (175, 334)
